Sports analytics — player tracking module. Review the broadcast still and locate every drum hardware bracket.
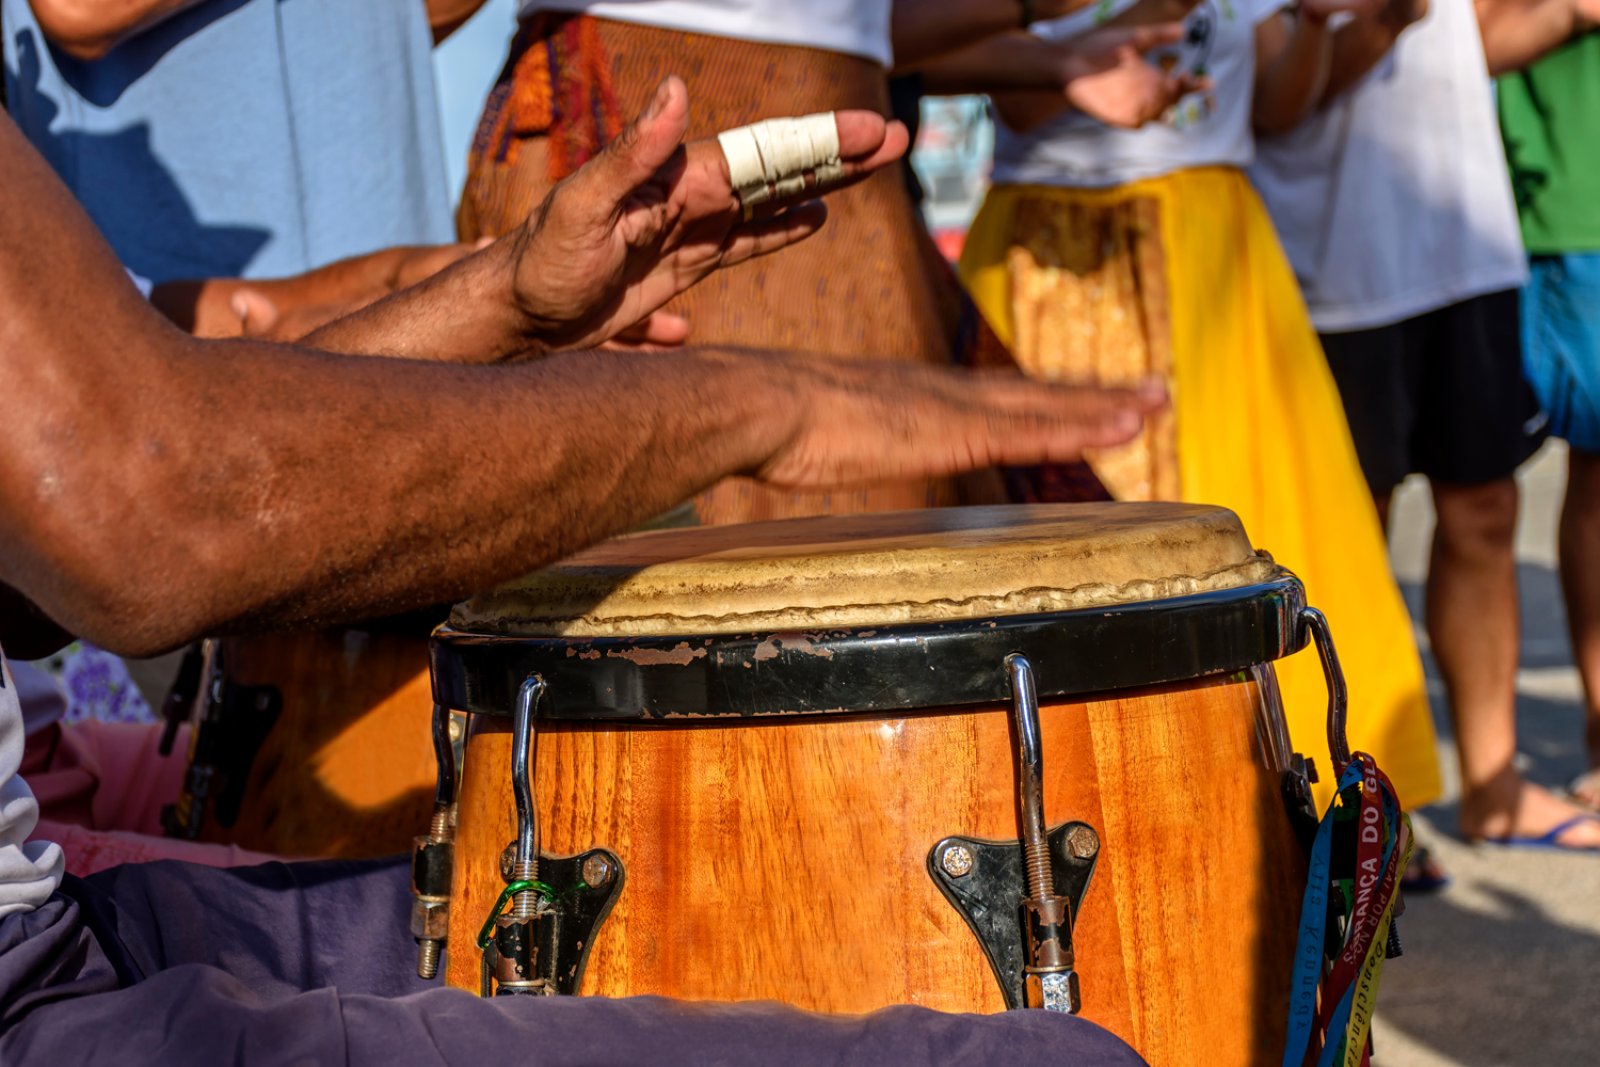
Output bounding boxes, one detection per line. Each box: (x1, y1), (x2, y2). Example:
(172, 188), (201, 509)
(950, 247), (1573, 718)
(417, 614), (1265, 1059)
(1298, 607), (1404, 959)
(1281, 754), (1320, 853)
(1008, 654), (1083, 1013)
(928, 653), (1098, 1014)
(160, 641), (282, 840)
(479, 675), (626, 997)
(927, 822), (1098, 1013)
(412, 703), (460, 980)
(480, 844), (625, 997)
(156, 642), (207, 757)
(1299, 607), (1351, 776)
(491, 674), (547, 996)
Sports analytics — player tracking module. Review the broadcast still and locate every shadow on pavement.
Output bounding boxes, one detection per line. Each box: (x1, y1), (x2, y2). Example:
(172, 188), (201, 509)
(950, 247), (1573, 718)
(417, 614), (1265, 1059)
(1375, 870), (1600, 1066)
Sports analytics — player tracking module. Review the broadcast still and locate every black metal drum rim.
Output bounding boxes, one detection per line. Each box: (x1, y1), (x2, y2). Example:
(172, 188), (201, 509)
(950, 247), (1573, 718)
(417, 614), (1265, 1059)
(430, 572), (1309, 720)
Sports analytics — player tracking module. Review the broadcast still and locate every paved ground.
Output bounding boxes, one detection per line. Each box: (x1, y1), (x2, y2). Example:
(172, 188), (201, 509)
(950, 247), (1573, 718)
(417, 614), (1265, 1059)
(1373, 441), (1600, 1067)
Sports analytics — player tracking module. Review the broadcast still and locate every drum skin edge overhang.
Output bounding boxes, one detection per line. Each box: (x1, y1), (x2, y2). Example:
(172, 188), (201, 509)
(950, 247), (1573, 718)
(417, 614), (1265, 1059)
(429, 571), (1310, 723)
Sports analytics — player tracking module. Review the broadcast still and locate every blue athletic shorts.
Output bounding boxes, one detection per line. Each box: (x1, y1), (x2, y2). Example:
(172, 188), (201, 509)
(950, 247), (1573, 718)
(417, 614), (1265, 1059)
(1523, 253), (1600, 454)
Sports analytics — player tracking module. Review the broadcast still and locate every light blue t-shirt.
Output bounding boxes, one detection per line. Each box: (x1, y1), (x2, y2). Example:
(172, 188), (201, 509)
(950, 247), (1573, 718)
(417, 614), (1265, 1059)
(2, 0), (455, 283)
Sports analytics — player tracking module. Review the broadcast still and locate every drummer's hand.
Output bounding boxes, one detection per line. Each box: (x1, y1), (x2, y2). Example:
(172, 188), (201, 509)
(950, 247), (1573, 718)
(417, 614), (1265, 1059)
(155, 242), (485, 340)
(505, 75), (909, 351)
(754, 358), (1169, 487)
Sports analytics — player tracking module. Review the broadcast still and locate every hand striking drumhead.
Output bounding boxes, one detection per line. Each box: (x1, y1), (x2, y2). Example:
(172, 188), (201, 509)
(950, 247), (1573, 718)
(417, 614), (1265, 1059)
(451, 502), (1276, 637)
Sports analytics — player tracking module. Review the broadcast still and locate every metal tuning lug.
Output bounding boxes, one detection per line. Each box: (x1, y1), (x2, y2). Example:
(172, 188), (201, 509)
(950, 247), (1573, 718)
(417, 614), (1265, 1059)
(1298, 609), (1408, 953)
(1299, 607), (1351, 776)
(927, 654), (1100, 1013)
(1008, 654), (1081, 1013)
(411, 702), (459, 979)
(492, 674), (550, 996)
(479, 675), (627, 997)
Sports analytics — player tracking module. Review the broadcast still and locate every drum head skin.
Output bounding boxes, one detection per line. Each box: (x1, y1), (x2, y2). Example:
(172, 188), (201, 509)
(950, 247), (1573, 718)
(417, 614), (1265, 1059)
(452, 503), (1276, 638)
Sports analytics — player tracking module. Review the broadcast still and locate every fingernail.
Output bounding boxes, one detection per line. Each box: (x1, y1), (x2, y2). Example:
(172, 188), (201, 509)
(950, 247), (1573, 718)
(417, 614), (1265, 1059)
(645, 80), (669, 120)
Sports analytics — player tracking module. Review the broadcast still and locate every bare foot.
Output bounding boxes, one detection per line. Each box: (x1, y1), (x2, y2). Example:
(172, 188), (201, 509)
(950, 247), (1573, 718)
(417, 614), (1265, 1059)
(1570, 767), (1600, 812)
(1460, 777), (1600, 848)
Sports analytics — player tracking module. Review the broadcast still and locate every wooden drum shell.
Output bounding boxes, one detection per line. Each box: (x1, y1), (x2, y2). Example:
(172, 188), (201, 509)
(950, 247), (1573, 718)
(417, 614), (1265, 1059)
(444, 669), (1305, 1067)
(199, 630), (437, 857)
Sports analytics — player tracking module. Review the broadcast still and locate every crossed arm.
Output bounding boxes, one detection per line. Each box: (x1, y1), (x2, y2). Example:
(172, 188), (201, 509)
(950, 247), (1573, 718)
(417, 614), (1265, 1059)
(0, 84), (1162, 659)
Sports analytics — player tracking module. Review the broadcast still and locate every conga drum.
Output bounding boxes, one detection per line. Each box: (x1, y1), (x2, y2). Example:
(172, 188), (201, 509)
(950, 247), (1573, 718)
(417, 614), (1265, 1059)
(163, 626), (441, 857)
(418, 504), (1342, 1067)
(162, 512), (700, 858)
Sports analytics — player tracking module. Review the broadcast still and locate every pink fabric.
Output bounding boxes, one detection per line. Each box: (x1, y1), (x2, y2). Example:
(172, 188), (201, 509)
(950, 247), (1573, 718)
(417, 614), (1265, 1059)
(22, 720), (275, 876)
(33, 820), (275, 876)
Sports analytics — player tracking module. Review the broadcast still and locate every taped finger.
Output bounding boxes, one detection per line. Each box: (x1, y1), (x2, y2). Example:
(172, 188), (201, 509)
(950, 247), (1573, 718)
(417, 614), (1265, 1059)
(717, 112), (845, 208)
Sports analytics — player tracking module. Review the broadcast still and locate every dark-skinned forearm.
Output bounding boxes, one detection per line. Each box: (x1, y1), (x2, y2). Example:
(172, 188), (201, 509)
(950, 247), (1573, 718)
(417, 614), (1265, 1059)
(296, 238), (533, 362)
(0, 114), (786, 655)
(919, 33), (1064, 93)
(153, 249), (404, 337)
(894, 0), (1036, 69)
(1253, 14), (1334, 135)
(1319, 15), (1408, 103)
(2, 333), (794, 657)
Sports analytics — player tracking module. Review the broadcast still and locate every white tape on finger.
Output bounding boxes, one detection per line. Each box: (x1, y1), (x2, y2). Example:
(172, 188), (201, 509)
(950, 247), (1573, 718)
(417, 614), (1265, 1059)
(717, 112), (843, 207)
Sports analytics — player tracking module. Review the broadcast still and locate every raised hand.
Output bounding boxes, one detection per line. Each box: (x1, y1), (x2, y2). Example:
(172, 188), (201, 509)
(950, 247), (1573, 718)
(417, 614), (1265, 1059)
(1061, 23), (1210, 128)
(506, 76), (909, 351)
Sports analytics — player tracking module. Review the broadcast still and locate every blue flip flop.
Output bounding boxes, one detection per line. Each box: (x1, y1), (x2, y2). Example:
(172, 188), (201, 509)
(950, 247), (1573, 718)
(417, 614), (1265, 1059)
(1476, 812), (1600, 852)
(1400, 843), (1451, 893)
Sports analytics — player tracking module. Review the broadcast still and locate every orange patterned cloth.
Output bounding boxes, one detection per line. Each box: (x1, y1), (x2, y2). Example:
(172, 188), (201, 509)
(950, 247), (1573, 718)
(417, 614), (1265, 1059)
(467, 14), (622, 186)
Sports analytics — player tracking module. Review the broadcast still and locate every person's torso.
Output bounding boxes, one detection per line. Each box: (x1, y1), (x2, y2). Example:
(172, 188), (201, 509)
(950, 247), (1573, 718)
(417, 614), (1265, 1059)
(991, 0), (1280, 189)
(522, 0), (892, 66)
(1249, 0), (1526, 331)
(1499, 34), (1600, 255)
(2, 0), (455, 282)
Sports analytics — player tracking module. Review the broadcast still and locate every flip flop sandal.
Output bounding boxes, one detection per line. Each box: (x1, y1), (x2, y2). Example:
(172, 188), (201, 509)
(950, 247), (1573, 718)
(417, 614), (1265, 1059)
(1474, 812), (1600, 853)
(1399, 843), (1450, 893)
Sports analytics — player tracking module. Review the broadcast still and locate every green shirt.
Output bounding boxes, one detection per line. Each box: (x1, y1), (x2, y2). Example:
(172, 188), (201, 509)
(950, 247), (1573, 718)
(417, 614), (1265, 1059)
(1499, 35), (1600, 254)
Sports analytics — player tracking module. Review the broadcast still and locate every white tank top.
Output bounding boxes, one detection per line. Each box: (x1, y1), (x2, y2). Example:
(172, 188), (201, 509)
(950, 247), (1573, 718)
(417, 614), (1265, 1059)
(518, 0), (892, 67)
(0, 649), (64, 917)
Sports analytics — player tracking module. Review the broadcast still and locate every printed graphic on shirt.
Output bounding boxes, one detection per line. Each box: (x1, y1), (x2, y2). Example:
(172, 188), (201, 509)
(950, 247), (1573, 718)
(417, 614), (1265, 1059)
(1149, 0), (1223, 129)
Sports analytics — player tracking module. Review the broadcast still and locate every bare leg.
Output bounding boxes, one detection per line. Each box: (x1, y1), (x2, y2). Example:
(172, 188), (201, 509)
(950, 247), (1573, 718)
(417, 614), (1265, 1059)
(1431, 478), (1600, 845)
(1373, 485), (1448, 885)
(1559, 449), (1600, 807)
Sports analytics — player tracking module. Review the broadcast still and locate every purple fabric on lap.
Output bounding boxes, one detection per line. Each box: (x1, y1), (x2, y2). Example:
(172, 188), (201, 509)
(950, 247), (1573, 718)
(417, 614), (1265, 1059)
(0, 857), (1148, 1066)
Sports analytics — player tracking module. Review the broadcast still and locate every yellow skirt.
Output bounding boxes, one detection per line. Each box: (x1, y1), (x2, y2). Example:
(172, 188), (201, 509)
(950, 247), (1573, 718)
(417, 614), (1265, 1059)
(960, 167), (1441, 809)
